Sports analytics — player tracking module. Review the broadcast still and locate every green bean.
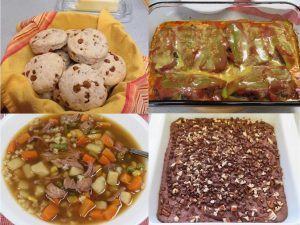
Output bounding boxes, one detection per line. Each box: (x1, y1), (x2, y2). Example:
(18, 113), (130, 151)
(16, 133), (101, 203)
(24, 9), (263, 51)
(50, 143), (68, 150)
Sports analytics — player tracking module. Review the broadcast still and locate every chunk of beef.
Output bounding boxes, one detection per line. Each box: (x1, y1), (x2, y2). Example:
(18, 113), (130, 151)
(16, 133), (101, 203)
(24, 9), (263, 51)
(64, 176), (92, 193)
(27, 136), (44, 143)
(60, 114), (80, 125)
(42, 121), (56, 133)
(51, 158), (83, 170)
(83, 162), (95, 177)
(76, 177), (93, 192)
(63, 177), (77, 190)
(80, 120), (94, 134)
(46, 183), (67, 199)
(114, 141), (128, 153)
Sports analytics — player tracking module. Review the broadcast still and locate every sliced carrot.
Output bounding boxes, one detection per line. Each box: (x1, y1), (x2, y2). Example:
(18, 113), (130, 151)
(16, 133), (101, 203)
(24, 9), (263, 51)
(77, 136), (89, 146)
(79, 198), (96, 218)
(49, 118), (59, 125)
(103, 201), (119, 220)
(21, 150), (39, 161)
(80, 114), (89, 122)
(101, 134), (114, 148)
(82, 153), (95, 164)
(120, 173), (132, 185)
(41, 203), (59, 221)
(102, 148), (116, 162)
(127, 176), (143, 192)
(89, 209), (104, 220)
(99, 155), (111, 166)
(7, 141), (16, 154)
(16, 132), (31, 145)
(96, 122), (111, 128)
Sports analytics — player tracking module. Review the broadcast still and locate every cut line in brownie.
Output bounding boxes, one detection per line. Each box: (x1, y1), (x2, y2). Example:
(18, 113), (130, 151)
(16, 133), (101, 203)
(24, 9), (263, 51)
(157, 118), (287, 223)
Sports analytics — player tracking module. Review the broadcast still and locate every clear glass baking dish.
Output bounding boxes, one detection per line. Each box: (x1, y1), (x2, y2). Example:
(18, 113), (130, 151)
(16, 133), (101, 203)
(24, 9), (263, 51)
(149, 1), (300, 107)
(56, 0), (132, 22)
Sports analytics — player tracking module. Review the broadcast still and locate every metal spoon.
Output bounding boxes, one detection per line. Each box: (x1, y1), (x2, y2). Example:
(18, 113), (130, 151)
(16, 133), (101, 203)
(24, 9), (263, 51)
(128, 149), (148, 158)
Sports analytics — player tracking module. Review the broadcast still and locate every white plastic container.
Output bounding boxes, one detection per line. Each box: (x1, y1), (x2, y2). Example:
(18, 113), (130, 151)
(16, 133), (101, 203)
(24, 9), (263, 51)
(149, 113), (300, 225)
(56, 0), (132, 22)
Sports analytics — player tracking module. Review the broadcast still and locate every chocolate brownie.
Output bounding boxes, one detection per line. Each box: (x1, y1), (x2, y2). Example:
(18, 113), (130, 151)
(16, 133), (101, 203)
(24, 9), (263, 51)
(157, 118), (288, 223)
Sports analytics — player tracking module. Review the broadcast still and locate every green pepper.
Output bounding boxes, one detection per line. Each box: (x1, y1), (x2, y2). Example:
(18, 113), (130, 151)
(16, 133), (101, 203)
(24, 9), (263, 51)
(227, 24), (249, 64)
(254, 38), (269, 63)
(221, 88), (228, 99)
(50, 143), (68, 150)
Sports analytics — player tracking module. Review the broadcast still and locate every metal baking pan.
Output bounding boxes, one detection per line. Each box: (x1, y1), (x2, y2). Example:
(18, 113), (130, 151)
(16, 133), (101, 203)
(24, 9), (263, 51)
(149, 113), (300, 224)
(149, 1), (300, 107)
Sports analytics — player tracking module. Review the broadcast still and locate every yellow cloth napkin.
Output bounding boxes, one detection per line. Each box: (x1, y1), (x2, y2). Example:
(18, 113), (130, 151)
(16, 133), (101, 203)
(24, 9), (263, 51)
(1, 10), (145, 113)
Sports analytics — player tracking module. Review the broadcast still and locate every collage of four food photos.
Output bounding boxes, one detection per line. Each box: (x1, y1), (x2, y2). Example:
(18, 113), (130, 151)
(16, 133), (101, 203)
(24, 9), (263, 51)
(0, 0), (300, 225)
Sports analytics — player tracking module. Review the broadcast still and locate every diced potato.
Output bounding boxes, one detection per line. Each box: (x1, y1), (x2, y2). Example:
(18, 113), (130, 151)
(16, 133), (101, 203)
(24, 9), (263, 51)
(69, 167), (83, 176)
(70, 129), (84, 138)
(116, 166), (122, 175)
(22, 164), (35, 179)
(120, 191), (132, 205)
(7, 157), (25, 171)
(86, 143), (103, 155)
(34, 185), (45, 197)
(31, 161), (49, 177)
(94, 140), (104, 149)
(95, 201), (107, 210)
(19, 190), (29, 198)
(18, 180), (29, 190)
(92, 176), (106, 194)
(107, 171), (119, 186)
(27, 195), (38, 203)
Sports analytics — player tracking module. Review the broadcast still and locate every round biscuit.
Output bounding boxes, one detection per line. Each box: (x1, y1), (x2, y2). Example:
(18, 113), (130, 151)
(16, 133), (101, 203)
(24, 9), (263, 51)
(67, 28), (108, 65)
(29, 28), (67, 54)
(92, 52), (126, 86)
(24, 52), (64, 94)
(58, 64), (107, 111)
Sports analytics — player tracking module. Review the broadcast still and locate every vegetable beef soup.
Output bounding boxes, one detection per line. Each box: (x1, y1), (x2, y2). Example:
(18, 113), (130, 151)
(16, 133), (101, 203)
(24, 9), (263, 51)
(2, 114), (146, 224)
